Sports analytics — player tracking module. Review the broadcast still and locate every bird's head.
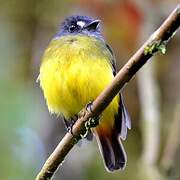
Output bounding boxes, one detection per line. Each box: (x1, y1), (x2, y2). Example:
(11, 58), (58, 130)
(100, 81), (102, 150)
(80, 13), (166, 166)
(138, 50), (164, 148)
(56, 15), (103, 40)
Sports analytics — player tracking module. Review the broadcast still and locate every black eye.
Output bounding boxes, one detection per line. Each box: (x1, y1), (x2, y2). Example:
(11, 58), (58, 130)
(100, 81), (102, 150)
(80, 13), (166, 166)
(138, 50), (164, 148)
(68, 25), (77, 33)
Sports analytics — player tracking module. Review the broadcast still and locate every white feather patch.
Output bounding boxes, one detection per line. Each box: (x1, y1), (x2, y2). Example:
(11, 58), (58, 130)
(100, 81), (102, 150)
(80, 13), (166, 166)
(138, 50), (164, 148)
(77, 21), (85, 28)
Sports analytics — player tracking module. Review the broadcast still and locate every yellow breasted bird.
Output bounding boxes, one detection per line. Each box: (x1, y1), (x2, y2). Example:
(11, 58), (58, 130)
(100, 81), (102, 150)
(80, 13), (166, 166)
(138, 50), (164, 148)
(39, 15), (131, 171)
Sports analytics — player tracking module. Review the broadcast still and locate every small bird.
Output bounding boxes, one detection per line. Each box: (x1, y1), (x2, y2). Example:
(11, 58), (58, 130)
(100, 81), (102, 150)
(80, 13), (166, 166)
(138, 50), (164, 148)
(39, 15), (131, 172)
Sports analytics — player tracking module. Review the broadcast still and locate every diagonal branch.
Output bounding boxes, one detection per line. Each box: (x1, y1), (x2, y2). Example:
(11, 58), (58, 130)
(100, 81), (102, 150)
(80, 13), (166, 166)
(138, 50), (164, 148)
(36, 4), (180, 180)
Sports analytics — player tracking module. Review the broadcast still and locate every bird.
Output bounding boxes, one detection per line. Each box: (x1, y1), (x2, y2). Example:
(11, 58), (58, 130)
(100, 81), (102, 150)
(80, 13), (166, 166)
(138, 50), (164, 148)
(39, 15), (131, 172)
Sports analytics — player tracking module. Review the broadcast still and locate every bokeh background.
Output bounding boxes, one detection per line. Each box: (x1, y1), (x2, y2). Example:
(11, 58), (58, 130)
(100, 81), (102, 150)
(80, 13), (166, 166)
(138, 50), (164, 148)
(0, 0), (179, 180)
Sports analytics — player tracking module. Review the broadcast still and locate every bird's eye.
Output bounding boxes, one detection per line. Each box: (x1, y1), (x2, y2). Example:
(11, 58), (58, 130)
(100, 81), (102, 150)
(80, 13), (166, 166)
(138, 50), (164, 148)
(69, 25), (76, 33)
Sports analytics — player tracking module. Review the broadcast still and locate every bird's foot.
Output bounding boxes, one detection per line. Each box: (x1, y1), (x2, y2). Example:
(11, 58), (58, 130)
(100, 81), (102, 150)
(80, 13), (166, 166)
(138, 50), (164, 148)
(86, 101), (93, 113)
(80, 101), (101, 138)
(65, 115), (83, 143)
(85, 101), (100, 127)
(78, 101), (93, 118)
(65, 101), (101, 141)
(63, 115), (78, 135)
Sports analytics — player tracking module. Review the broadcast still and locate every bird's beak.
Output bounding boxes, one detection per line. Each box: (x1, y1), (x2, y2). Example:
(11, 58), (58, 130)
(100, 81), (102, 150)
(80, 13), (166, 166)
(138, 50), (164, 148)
(84, 20), (100, 30)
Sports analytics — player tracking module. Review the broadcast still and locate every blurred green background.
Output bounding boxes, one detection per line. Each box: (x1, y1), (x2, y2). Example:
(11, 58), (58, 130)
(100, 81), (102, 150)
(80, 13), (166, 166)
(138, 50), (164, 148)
(0, 0), (180, 180)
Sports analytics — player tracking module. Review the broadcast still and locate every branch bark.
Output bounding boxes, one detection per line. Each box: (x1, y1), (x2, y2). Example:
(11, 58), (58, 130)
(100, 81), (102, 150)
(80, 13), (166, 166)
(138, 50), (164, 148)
(36, 4), (180, 180)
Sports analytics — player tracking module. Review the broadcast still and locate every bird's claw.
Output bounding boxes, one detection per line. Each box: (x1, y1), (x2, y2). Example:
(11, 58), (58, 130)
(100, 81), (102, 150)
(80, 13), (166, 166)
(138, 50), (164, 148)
(68, 101), (100, 141)
(64, 116), (78, 135)
(78, 101), (93, 118)
(85, 101), (93, 113)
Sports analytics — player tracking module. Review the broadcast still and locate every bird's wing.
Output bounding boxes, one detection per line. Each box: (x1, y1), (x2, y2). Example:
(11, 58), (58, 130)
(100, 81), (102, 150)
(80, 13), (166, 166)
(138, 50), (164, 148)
(106, 44), (117, 76)
(106, 43), (131, 140)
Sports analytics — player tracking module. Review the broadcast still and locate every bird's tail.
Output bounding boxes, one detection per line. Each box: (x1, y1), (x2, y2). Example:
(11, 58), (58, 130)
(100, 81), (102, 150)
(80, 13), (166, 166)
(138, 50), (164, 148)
(95, 129), (127, 172)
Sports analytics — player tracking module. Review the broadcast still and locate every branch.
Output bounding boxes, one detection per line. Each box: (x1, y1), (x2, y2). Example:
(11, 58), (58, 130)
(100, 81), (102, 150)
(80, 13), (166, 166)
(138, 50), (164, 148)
(36, 4), (180, 180)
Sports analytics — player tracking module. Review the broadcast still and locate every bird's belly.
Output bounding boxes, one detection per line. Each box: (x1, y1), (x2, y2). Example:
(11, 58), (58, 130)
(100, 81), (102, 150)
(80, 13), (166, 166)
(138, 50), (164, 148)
(40, 56), (117, 120)
(39, 35), (119, 126)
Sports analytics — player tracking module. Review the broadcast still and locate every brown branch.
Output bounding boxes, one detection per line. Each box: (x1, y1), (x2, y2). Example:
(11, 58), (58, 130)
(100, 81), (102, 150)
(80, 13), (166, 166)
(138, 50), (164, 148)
(36, 4), (180, 180)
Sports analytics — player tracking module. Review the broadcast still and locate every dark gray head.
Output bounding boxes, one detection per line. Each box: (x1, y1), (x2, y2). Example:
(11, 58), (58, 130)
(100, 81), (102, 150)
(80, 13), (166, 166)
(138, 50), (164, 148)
(55, 15), (103, 40)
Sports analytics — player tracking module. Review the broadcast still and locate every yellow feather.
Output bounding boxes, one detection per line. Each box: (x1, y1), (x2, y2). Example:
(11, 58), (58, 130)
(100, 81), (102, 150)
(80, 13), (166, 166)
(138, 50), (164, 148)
(39, 35), (119, 129)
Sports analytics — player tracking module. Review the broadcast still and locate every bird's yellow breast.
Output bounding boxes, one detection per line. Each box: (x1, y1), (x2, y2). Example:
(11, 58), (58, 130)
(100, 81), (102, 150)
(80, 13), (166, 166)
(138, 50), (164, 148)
(39, 35), (119, 128)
